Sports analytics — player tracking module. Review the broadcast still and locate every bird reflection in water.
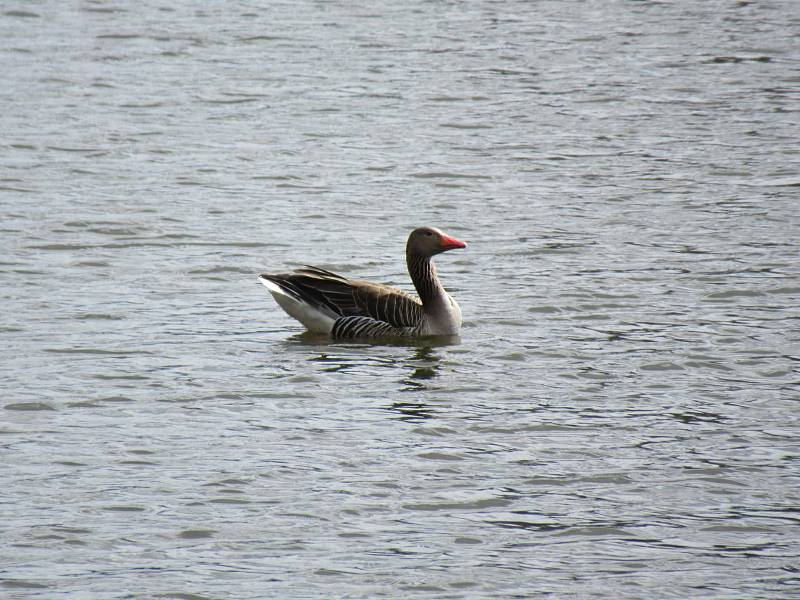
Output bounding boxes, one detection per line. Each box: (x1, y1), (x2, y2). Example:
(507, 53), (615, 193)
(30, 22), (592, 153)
(400, 344), (440, 388)
(392, 344), (441, 421)
(289, 334), (454, 421)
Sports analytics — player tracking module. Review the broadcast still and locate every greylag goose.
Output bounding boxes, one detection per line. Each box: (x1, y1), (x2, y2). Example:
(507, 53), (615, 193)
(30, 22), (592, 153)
(259, 227), (467, 338)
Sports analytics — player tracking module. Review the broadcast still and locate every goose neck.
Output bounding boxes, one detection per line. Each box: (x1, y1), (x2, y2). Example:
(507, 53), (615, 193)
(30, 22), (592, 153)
(407, 250), (445, 307)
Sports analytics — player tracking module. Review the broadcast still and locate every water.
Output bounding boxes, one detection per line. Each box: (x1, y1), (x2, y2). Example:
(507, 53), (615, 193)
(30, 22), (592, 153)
(2, 1), (799, 598)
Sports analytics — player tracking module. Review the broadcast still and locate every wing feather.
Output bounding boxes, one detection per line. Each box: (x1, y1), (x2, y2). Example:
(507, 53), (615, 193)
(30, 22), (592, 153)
(349, 280), (422, 327)
(259, 266), (423, 328)
(332, 315), (413, 339)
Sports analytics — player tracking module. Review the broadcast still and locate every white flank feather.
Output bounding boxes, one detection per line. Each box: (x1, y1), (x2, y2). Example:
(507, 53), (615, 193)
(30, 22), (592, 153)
(259, 277), (335, 334)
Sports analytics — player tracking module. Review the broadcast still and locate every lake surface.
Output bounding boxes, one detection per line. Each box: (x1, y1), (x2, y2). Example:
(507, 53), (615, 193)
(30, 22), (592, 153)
(2, 1), (799, 598)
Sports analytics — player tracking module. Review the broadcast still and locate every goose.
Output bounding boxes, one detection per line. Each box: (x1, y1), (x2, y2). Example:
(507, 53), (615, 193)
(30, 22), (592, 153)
(258, 227), (467, 338)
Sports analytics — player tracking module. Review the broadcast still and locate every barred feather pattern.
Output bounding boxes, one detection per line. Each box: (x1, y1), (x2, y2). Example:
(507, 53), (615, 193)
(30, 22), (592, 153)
(328, 254), (442, 339)
(331, 315), (417, 339)
(352, 281), (423, 328)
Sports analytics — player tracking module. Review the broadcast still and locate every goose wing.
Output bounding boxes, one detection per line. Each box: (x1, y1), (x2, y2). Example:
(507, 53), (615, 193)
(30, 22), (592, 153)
(259, 266), (423, 328)
(349, 279), (423, 328)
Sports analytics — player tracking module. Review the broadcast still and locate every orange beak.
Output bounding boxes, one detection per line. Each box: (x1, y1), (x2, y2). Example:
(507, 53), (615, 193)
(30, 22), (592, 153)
(440, 233), (467, 251)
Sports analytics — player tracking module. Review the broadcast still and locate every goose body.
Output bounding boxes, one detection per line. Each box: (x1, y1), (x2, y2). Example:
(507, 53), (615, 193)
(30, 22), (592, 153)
(259, 227), (466, 338)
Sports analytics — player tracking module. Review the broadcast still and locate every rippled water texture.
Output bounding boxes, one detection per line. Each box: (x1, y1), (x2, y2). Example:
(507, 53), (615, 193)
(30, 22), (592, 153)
(2, 1), (799, 598)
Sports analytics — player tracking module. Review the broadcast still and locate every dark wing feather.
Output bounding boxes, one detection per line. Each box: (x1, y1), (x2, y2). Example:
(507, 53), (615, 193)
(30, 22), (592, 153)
(350, 280), (423, 328)
(332, 315), (409, 339)
(260, 266), (423, 327)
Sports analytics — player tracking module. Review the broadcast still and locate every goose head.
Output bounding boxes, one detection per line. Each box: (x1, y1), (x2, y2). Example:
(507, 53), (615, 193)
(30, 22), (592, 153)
(407, 227), (467, 258)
